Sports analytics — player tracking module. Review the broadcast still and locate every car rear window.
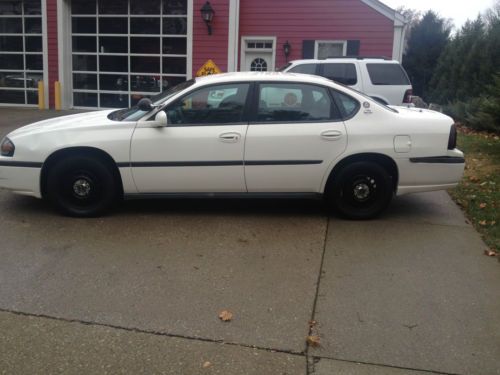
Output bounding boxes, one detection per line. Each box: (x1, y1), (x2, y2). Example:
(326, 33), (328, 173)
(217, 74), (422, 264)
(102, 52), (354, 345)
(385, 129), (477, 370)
(366, 63), (410, 85)
(322, 63), (357, 85)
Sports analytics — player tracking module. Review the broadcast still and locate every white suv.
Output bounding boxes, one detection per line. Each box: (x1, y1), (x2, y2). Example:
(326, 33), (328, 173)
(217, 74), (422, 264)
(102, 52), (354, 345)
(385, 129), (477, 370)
(280, 57), (413, 106)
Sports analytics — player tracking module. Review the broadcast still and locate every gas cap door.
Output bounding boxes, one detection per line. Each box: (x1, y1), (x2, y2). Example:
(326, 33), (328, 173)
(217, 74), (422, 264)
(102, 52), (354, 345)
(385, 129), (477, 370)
(394, 135), (412, 153)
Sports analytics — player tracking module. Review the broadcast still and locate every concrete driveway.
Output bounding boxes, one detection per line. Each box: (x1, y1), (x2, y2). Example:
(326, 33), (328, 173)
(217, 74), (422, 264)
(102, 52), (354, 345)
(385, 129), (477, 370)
(0, 109), (499, 375)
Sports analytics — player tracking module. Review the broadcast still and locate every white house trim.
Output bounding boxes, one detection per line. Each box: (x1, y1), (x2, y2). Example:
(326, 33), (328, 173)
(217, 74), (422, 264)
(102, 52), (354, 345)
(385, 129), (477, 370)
(314, 40), (347, 59)
(359, 0), (406, 25)
(42, 0), (49, 108)
(227, 0), (240, 72)
(57, 0), (72, 109)
(240, 36), (277, 72)
(392, 23), (406, 62)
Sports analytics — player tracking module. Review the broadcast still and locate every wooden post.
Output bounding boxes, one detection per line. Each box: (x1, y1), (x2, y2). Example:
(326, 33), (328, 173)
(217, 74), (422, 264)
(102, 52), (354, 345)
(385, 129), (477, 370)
(54, 81), (61, 110)
(38, 81), (45, 110)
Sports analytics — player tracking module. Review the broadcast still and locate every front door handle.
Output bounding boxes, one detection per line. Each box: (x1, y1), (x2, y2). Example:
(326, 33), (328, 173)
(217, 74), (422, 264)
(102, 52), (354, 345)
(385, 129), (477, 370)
(321, 130), (343, 141)
(219, 132), (241, 143)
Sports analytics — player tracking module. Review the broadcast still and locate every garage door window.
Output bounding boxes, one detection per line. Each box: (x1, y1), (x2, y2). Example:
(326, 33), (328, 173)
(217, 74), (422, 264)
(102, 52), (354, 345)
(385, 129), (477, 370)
(0, 0), (43, 105)
(71, 0), (188, 108)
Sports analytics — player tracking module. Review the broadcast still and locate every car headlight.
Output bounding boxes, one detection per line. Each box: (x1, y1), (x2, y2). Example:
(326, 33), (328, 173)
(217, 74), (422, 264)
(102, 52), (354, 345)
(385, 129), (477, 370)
(1, 137), (15, 157)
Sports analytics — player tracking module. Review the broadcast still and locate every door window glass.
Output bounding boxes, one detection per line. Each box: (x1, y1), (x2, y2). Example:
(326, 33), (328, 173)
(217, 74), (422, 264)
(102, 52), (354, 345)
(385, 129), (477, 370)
(330, 89), (359, 119)
(288, 64), (316, 75)
(323, 63), (357, 85)
(366, 63), (410, 85)
(257, 83), (340, 122)
(166, 84), (250, 125)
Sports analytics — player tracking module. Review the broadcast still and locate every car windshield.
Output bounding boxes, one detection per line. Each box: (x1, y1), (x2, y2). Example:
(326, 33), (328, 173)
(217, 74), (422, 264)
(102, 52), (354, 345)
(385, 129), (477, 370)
(108, 79), (195, 121)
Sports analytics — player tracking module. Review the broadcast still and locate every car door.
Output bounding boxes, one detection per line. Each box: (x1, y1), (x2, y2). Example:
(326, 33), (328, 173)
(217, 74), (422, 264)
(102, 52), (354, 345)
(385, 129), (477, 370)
(130, 82), (251, 193)
(244, 82), (348, 193)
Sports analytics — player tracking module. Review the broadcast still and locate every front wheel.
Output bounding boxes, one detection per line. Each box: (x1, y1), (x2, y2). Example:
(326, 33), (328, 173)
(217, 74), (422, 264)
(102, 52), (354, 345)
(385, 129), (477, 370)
(326, 161), (393, 220)
(46, 156), (117, 217)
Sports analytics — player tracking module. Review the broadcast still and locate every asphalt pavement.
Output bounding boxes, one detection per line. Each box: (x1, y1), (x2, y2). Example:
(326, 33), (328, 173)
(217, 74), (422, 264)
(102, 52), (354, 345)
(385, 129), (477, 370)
(0, 108), (498, 375)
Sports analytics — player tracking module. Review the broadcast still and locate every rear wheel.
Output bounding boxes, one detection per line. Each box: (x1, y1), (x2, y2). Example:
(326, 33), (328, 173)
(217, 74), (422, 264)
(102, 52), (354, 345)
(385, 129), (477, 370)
(327, 161), (393, 220)
(46, 156), (117, 217)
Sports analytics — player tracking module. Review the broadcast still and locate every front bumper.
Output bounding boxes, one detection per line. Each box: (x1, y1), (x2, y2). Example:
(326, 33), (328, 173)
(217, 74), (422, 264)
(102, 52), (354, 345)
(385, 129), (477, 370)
(0, 162), (42, 198)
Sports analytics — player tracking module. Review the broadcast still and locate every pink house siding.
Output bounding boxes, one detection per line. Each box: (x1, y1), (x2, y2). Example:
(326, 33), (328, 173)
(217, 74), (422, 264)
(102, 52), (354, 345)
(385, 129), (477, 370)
(239, 0), (394, 68)
(46, 0), (58, 108)
(192, 0), (230, 77)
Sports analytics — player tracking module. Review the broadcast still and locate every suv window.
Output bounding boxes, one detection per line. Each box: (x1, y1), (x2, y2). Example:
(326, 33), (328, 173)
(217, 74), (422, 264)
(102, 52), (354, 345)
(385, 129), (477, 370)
(366, 63), (410, 85)
(257, 83), (341, 122)
(322, 63), (357, 85)
(288, 64), (317, 75)
(330, 89), (360, 119)
(166, 83), (250, 125)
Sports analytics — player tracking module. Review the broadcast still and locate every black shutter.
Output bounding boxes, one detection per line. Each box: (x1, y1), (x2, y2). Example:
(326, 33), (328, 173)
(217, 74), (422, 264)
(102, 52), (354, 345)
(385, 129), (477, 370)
(302, 40), (315, 59)
(346, 40), (360, 56)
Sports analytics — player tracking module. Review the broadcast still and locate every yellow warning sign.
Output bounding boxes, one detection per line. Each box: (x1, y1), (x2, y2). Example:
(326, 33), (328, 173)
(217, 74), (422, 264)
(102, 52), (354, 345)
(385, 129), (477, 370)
(196, 59), (222, 77)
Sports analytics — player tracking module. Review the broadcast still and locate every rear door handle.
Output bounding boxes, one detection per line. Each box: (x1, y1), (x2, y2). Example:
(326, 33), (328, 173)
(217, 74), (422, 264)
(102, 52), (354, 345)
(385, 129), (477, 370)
(219, 132), (241, 143)
(321, 130), (343, 141)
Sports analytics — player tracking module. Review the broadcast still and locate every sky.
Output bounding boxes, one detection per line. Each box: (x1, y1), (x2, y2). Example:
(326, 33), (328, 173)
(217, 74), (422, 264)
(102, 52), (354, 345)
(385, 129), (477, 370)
(379, 0), (496, 28)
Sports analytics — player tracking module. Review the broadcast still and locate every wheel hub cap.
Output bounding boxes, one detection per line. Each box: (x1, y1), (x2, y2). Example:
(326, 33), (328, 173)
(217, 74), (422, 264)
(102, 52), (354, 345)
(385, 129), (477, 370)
(353, 183), (370, 200)
(73, 178), (91, 198)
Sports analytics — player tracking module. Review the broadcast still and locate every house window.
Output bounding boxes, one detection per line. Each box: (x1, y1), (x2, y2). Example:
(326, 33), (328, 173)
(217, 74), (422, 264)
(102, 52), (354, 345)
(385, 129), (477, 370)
(315, 41), (347, 59)
(250, 58), (267, 72)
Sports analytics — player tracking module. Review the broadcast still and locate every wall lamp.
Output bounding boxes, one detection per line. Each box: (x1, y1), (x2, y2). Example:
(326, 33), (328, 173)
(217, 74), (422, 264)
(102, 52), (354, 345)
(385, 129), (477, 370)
(283, 40), (291, 62)
(200, 1), (215, 35)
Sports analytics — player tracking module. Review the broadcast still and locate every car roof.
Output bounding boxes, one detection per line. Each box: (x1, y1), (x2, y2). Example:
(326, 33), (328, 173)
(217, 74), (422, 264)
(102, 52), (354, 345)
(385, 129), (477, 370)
(194, 71), (334, 86)
(288, 58), (401, 64)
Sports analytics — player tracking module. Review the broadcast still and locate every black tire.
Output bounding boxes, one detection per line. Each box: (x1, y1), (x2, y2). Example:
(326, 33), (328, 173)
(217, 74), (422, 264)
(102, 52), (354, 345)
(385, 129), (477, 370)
(46, 155), (117, 217)
(327, 161), (393, 220)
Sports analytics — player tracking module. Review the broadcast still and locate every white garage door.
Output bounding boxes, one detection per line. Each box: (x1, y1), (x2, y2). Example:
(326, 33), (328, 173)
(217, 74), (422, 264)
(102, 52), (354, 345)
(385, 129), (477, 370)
(0, 0), (44, 106)
(71, 0), (189, 108)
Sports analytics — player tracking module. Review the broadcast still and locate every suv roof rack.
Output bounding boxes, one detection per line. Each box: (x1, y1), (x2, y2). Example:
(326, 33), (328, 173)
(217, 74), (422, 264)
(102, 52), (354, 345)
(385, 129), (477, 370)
(322, 56), (391, 60)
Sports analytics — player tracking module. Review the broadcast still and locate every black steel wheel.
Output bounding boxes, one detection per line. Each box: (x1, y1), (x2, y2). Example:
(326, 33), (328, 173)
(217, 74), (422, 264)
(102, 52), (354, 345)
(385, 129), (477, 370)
(46, 156), (117, 217)
(327, 161), (393, 220)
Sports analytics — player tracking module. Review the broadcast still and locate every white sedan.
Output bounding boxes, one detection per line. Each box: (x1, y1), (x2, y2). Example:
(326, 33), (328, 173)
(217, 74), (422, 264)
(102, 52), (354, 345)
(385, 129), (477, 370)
(0, 72), (465, 218)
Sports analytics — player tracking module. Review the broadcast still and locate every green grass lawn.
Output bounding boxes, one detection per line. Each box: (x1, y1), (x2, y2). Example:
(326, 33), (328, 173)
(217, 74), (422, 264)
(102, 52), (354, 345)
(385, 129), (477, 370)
(449, 127), (500, 253)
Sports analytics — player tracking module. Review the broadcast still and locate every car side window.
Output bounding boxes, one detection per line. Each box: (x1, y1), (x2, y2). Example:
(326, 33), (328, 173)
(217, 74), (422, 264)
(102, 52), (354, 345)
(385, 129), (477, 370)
(288, 64), (317, 75)
(322, 63), (357, 85)
(330, 89), (360, 119)
(257, 83), (341, 123)
(165, 83), (250, 125)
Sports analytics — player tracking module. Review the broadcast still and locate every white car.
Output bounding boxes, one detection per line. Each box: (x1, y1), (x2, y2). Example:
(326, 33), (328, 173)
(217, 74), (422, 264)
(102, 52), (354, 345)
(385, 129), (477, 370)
(279, 57), (413, 106)
(0, 72), (464, 219)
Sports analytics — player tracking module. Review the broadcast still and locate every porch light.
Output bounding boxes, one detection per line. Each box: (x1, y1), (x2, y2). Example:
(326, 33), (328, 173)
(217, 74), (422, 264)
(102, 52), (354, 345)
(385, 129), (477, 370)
(283, 41), (291, 61)
(200, 1), (215, 35)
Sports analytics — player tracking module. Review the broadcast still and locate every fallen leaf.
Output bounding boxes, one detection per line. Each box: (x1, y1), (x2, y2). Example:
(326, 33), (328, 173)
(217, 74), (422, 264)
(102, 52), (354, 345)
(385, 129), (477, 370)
(484, 250), (498, 257)
(469, 176), (480, 183)
(479, 203), (487, 209)
(479, 220), (487, 226)
(307, 335), (321, 347)
(202, 361), (212, 368)
(218, 310), (233, 322)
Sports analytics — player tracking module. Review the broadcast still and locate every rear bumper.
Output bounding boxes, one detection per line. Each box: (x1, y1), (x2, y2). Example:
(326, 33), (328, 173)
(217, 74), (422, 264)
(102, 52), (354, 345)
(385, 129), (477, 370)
(0, 163), (42, 198)
(397, 152), (465, 196)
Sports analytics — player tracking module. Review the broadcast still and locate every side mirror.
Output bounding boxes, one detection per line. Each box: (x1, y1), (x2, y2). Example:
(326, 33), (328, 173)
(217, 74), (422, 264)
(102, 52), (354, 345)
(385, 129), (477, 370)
(152, 110), (168, 127)
(137, 97), (153, 112)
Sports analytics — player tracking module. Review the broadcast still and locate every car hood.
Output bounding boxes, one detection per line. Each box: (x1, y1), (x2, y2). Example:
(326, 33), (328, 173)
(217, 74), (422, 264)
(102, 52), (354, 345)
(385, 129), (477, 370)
(7, 109), (117, 139)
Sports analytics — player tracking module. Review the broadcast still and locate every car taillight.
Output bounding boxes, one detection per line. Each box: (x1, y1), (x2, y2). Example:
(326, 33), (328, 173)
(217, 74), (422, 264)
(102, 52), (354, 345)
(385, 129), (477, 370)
(448, 125), (457, 150)
(403, 89), (413, 103)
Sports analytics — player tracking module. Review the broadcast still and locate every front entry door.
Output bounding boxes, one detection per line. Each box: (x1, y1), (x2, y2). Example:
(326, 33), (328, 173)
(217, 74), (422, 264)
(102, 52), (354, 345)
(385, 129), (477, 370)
(241, 38), (276, 72)
(130, 83), (251, 193)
